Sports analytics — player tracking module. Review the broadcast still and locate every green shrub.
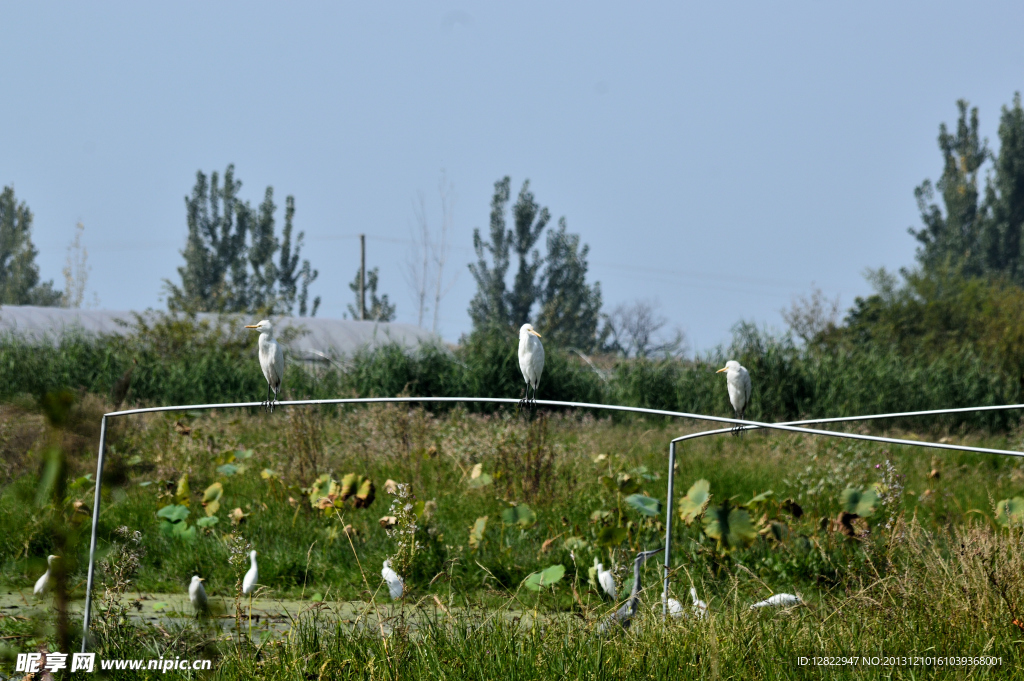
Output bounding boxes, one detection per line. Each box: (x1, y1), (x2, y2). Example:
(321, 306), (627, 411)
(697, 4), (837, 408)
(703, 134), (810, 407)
(0, 312), (1019, 431)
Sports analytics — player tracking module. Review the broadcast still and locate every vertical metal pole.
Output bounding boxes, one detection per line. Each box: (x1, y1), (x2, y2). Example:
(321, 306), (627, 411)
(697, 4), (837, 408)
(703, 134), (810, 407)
(81, 416), (107, 652)
(359, 234), (366, 321)
(662, 440), (676, 618)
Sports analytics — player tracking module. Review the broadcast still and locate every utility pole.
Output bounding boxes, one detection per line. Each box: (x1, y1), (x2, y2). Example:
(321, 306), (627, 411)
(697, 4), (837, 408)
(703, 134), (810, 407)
(359, 234), (366, 321)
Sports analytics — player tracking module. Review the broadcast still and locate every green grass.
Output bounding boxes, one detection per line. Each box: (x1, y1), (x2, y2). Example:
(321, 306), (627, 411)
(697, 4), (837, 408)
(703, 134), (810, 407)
(4, 404), (1024, 678)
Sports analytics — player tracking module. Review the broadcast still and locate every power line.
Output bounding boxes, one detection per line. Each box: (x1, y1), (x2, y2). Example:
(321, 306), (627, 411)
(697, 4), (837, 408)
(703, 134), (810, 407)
(42, 231), (842, 305)
(309, 233), (839, 294)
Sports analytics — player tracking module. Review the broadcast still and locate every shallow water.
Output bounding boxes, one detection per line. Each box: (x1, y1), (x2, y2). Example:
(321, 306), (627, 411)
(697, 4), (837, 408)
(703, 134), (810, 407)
(1, 590), (552, 639)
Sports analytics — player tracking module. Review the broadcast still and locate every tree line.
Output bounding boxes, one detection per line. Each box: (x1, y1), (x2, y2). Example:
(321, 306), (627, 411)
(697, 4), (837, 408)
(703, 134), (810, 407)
(783, 93), (1024, 389)
(5, 92), (1024, 367)
(1, 163), (666, 356)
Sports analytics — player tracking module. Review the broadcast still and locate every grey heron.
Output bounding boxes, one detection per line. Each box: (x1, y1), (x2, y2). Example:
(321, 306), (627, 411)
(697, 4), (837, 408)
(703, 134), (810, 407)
(597, 548), (663, 632)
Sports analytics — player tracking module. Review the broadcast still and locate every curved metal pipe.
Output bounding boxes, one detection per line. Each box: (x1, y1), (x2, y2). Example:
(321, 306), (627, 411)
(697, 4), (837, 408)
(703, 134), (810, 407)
(660, 404), (1024, 616)
(78, 395), (1024, 648)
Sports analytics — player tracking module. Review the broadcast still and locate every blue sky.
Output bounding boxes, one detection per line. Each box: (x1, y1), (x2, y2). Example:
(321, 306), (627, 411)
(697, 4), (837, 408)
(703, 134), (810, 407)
(3, 2), (1023, 351)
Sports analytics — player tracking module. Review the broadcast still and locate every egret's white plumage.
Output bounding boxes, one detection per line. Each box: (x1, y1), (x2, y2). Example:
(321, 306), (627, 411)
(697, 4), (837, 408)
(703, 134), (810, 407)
(690, 587), (708, 620)
(596, 563), (617, 600)
(381, 560), (404, 600)
(750, 593), (801, 609)
(663, 591), (684, 618)
(33, 555), (59, 597)
(242, 551), (258, 595)
(245, 320), (284, 412)
(717, 360), (751, 432)
(189, 575), (208, 613)
(517, 323), (545, 408)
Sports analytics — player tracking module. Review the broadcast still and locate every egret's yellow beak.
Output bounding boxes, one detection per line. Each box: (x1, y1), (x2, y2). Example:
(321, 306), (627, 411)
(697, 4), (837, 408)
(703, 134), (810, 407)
(716, 366), (727, 373)
(199, 577), (205, 582)
(530, 329), (542, 338)
(245, 325), (258, 329)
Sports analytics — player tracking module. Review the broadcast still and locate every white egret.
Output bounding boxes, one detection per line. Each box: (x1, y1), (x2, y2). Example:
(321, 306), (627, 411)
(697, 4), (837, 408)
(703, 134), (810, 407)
(381, 559), (404, 600)
(597, 548), (663, 633)
(716, 360), (751, 435)
(517, 323), (545, 409)
(245, 320), (284, 412)
(662, 591), (684, 618)
(33, 555), (59, 597)
(750, 593), (801, 609)
(242, 550), (258, 595)
(596, 562), (617, 600)
(189, 575), (208, 615)
(690, 587), (708, 620)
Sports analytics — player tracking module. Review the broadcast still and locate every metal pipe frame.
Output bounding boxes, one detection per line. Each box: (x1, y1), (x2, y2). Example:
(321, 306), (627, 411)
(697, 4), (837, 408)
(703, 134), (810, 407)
(79, 396), (1024, 650)
(659, 404), (1024, 616)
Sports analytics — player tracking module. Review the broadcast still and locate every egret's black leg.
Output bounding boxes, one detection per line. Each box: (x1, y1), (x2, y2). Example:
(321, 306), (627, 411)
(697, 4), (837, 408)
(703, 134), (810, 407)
(731, 410), (744, 436)
(265, 383), (272, 413)
(518, 385), (528, 413)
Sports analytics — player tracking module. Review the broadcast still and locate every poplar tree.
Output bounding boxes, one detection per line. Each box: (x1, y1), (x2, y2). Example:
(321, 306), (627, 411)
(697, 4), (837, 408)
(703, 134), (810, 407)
(165, 165), (319, 316)
(469, 177), (550, 330)
(981, 93), (1024, 283)
(908, 100), (988, 275)
(0, 186), (62, 306)
(346, 266), (396, 321)
(536, 218), (602, 351)
(468, 176), (602, 349)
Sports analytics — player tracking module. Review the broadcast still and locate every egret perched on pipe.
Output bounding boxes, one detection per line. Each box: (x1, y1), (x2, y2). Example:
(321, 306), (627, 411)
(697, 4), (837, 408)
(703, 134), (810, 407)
(189, 575), (208, 615)
(245, 320), (284, 412)
(518, 323), (544, 410)
(33, 555), (59, 596)
(716, 360), (751, 435)
(382, 560), (404, 600)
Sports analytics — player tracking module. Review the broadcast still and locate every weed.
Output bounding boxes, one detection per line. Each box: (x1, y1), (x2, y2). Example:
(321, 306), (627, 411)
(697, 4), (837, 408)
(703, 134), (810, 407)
(93, 526), (145, 656)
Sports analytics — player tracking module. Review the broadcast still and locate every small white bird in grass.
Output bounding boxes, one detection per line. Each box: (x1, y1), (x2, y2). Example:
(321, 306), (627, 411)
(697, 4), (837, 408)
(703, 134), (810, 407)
(690, 587), (708, 620)
(716, 360), (752, 435)
(750, 593), (801, 609)
(242, 551), (258, 595)
(189, 575), (208, 614)
(382, 560), (404, 600)
(33, 555), (59, 596)
(245, 320), (284, 413)
(517, 323), (545, 409)
(596, 563), (617, 601)
(663, 591), (684, 618)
